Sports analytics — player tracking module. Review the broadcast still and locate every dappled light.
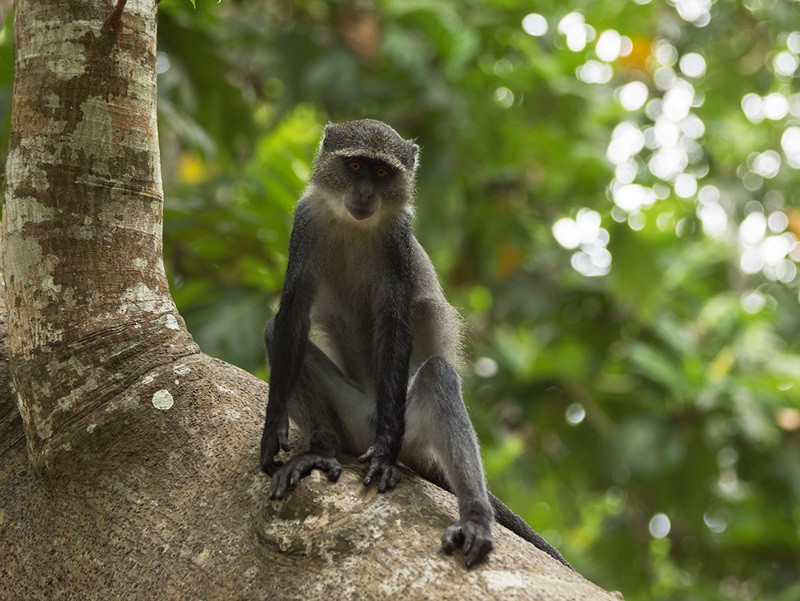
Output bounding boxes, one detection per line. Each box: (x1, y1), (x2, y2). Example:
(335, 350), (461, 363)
(537, 9), (800, 299)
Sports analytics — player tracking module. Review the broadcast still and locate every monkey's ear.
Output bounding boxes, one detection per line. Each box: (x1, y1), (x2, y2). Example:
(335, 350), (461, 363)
(322, 123), (339, 150)
(410, 143), (420, 169)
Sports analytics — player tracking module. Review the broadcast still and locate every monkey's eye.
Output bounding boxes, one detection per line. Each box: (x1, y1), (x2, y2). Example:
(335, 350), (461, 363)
(374, 164), (392, 180)
(347, 160), (365, 174)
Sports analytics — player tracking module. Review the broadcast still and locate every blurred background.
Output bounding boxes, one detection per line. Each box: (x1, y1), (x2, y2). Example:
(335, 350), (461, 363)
(2, 0), (800, 598)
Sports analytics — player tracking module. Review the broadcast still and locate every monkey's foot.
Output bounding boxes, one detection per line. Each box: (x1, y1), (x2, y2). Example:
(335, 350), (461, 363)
(268, 452), (343, 500)
(442, 519), (494, 568)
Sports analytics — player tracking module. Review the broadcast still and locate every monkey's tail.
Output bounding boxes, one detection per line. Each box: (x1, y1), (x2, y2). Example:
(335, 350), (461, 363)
(488, 492), (573, 570)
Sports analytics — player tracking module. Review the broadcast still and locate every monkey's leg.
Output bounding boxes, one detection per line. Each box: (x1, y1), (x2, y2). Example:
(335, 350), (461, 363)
(402, 357), (494, 568)
(266, 376), (346, 500)
(264, 320), (358, 499)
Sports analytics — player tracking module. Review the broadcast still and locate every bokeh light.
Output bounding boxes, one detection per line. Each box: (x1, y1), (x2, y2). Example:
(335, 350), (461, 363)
(522, 13), (548, 37)
(617, 81), (649, 111)
(649, 513), (672, 538)
(558, 12), (592, 52)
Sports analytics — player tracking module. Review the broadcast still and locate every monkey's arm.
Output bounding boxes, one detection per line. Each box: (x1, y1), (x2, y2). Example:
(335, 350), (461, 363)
(358, 223), (413, 492)
(260, 204), (318, 475)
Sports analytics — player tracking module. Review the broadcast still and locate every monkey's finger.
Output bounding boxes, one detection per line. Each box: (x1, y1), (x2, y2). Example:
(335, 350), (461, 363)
(325, 462), (342, 482)
(363, 470), (376, 487)
(378, 469), (392, 493)
(288, 466), (305, 488)
(357, 447), (375, 463)
(363, 462), (381, 487)
(465, 537), (493, 569)
(268, 473), (289, 500)
(441, 524), (465, 555)
(378, 466), (400, 493)
(465, 548), (480, 569)
(463, 529), (476, 556)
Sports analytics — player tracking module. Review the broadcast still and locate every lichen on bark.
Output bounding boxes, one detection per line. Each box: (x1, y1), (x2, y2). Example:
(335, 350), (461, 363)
(3, 0), (192, 466)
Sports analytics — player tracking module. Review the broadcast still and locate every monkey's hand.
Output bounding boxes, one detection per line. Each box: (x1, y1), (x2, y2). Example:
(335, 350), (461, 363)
(442, 518), (494, 568)
(268, 452), (343, 500)
(358, 441), (401, 493)
(259, 410), (291, 476)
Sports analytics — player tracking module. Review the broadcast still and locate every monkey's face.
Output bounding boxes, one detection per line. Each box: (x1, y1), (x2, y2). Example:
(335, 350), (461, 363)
(340, 156), (396, 221)
(311, 120), (419, 224)
(313, 154), (413, 224)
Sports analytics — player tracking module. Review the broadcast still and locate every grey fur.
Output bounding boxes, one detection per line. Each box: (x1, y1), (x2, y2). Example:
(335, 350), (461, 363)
(320, 118), (419, 171)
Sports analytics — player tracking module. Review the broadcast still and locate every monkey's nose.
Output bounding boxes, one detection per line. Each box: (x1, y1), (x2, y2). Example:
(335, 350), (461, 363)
(357, 180), (375, 201)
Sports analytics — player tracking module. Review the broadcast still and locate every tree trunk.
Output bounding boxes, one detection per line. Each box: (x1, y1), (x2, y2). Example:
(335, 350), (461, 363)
(0, 1), (621, 599)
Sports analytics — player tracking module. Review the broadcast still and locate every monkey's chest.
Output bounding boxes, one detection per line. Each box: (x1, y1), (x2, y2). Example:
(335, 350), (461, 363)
(311, 276), (380, 383)
(314, 246), (384, 319)
(312, 276), (375, 335)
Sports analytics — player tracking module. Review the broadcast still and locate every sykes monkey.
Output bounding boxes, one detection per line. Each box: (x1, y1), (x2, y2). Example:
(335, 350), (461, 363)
(260, 119), (569, 568)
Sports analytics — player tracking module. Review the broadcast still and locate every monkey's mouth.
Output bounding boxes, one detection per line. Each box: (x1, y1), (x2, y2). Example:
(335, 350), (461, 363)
(348, 206), (375, 221)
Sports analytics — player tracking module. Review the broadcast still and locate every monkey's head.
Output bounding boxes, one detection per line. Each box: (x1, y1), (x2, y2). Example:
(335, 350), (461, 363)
(311, 119), (419, 223)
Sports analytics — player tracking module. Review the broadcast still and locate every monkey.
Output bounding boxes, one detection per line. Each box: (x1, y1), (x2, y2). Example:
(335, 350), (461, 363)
(259, 119), (570, 569)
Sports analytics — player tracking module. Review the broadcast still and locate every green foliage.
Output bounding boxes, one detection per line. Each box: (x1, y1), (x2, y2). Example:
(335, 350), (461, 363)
(0, 12), (15, 169)
(164, 106), (322, 372)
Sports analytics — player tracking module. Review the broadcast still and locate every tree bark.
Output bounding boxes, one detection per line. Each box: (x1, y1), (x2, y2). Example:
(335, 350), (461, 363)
(0, 233), (19, 449)
(0, 1), (621, 599)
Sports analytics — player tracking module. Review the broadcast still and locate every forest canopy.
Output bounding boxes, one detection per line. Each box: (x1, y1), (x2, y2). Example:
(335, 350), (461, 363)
(1, 1), (798, 599)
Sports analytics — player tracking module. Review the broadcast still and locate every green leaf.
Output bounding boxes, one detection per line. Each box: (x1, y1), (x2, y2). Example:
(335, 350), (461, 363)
(627, 343), (685, 398)
(607, 224), (661, 319)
